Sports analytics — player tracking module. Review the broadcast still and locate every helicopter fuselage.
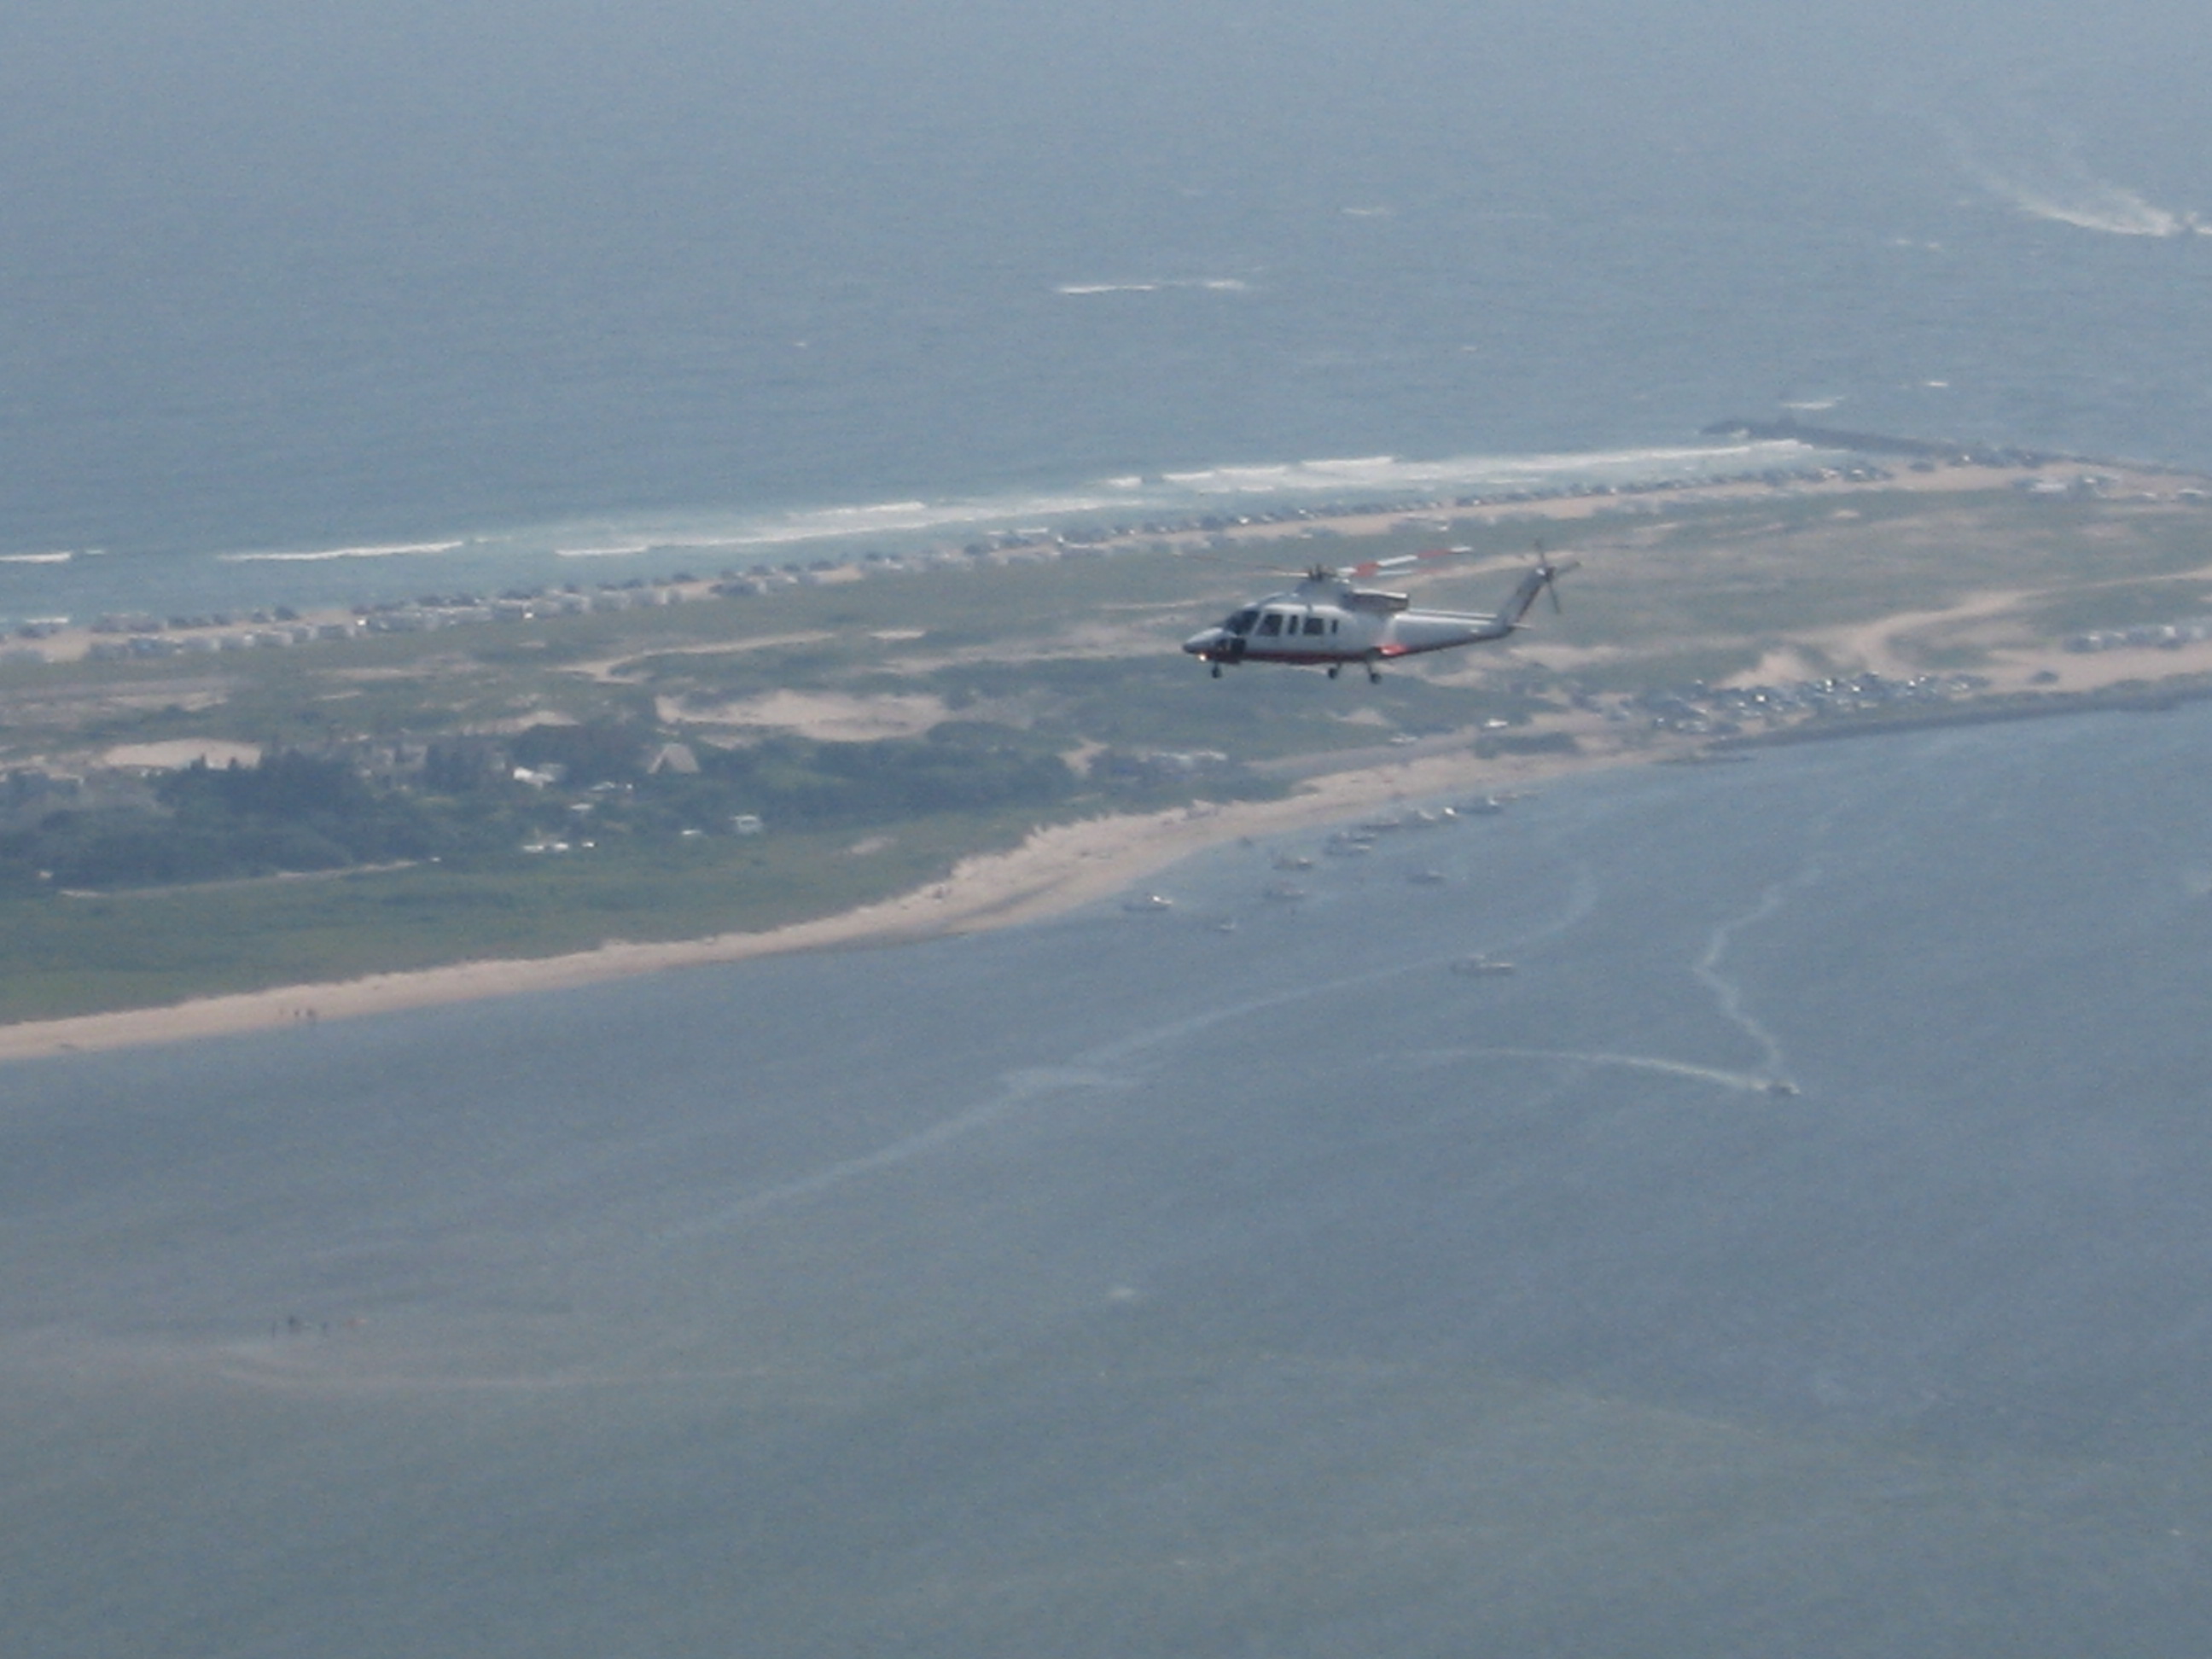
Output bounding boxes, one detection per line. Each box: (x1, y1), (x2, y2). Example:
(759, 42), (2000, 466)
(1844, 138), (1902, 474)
(1181, 578), (1513, 672)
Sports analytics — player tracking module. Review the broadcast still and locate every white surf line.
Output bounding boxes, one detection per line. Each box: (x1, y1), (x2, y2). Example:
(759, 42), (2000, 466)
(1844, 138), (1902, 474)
(1411, 1044), (1778, 1095)
(663, 859), (1606, 1241)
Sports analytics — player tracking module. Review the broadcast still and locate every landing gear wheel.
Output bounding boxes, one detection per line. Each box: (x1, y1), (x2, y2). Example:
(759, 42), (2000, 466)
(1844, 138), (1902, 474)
(1326, 664), (1341, 680)
(1210, 664), (1223, 678)
(1366, 665), (1382, 684)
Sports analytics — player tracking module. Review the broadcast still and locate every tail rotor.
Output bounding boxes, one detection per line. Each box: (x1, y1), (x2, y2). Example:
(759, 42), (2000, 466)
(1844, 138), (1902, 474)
(1536, 539), (1564, 615)
(1495, 541), (1578, 632)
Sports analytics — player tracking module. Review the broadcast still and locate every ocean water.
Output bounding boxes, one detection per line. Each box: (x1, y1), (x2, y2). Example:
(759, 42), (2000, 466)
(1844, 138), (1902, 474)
(3, 3), (2212, 623)
(9, 702), (2212, 1654)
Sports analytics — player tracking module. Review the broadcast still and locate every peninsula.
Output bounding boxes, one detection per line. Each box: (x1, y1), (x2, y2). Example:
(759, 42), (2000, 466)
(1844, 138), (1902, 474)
(7, 446), (2212, 1057)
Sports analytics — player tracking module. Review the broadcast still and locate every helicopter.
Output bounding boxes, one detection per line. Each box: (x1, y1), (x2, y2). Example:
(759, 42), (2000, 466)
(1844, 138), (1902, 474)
(1182, 545), (1575, 681)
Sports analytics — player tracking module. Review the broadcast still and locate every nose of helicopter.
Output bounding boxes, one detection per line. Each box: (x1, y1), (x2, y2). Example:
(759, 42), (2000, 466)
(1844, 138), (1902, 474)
(1182, 628), (1220, 656)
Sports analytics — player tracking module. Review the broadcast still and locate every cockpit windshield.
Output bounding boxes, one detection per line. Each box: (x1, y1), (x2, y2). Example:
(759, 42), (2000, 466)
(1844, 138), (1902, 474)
(1223, 608), (1260, 636)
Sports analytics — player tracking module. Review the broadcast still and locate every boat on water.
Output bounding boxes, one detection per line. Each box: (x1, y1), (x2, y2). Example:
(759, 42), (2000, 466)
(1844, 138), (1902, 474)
(1450, 956), (1515, 977)
(1122, 894), (1173, 913)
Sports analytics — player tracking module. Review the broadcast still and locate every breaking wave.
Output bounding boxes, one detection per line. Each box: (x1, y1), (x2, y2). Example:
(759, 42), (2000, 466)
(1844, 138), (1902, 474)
(636, 439), (1823, 563)
(1152, 440), (1819, 501)
(0, 437), (1835, 625)
(218, 540), (467, 563)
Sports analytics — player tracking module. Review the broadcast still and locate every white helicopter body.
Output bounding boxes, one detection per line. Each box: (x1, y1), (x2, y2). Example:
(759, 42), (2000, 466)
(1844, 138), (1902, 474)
(1183, 549), (1569, 682)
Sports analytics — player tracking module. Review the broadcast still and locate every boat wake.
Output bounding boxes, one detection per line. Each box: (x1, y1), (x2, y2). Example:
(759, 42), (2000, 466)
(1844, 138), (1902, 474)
(1691, 869), (1818, 1081)
(655, 1066), (1135, 1243)
(1948, 114), (2204, 238)
(1974, 164), (2201, 238)
(1056, 277), (1252, 296)
(664, 860), (1606, 1239)
(1409, 1045), (1781, 1096)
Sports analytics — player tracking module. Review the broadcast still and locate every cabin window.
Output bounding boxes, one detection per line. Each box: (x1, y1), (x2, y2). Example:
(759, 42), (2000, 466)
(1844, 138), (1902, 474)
(1256, 613), (1282, 636)
(1303, 615), (1325, 636)
(1329, 618), (1339, 633)
(1225, 608), (1259, 636)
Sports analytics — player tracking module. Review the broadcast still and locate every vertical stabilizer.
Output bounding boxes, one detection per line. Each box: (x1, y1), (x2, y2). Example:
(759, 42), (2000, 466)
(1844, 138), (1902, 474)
(1494, 557), (1575, 631)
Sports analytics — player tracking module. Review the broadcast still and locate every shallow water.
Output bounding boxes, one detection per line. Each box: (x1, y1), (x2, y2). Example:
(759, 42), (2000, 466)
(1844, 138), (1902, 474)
(10, 702), (2212, 1654)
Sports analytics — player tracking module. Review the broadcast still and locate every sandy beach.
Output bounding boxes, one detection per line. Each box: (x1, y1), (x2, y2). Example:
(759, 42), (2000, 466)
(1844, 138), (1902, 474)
(5, 455), (2202, 1065)
(0, 733), (1627, 1064)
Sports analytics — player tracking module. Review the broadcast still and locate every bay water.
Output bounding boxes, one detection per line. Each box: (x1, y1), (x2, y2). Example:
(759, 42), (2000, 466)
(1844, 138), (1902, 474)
(9, 704), (2212, 1653)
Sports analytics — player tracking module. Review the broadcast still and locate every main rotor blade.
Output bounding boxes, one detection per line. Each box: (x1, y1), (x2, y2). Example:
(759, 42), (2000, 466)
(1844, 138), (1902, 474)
(1175, 549), (1318, 577)
(1343, 544), (1474, 579)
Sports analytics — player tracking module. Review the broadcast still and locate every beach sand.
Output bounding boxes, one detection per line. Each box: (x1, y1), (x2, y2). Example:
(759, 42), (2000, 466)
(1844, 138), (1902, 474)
(0, 734), (1629, 1063)
(3, 457), (2199, 1062)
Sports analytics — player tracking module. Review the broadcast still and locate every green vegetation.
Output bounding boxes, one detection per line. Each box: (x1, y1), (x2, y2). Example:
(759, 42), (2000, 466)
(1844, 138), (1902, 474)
(0, 712), (1283, 1017)
(1, 725), (1118, 893)
(2, 753), (441, 890)
(0, 812), (1047, 1024)
(5, 483), (2211, 1022)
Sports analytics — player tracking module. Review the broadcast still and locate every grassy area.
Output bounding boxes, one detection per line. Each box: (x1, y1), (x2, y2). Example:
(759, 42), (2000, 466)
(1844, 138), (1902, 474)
(7, 483), (2212, 1022)
(0, 809), (1056, 1023)
(2023, 576), (2212, 636)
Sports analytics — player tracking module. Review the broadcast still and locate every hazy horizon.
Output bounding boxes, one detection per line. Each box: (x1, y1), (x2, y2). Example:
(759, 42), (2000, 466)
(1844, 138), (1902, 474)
(3, 1), (2211, 563)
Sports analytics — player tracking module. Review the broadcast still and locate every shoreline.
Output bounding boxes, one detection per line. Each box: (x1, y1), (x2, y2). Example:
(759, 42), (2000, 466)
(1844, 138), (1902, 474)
(3, 456), (2147, 681)
(0, 733), (1635, 1064)
(11, 578), (2212, 1062)
(9, 626), (2208, 1066)
(7, 451), (2207, 1063)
